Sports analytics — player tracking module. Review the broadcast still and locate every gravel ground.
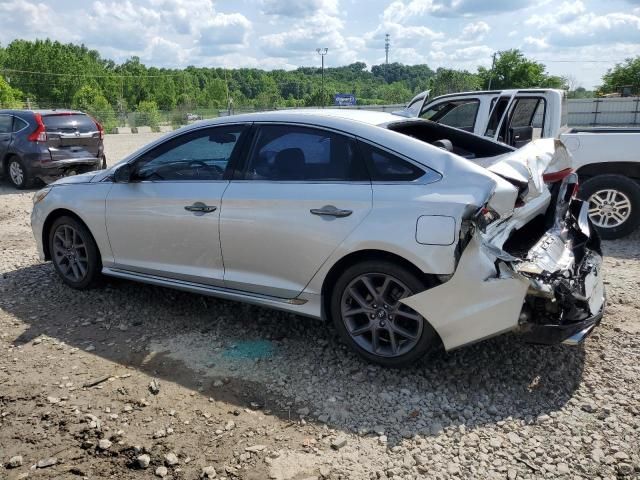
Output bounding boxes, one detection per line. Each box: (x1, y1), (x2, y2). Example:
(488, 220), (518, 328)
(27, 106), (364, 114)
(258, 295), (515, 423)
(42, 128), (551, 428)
(104, 132), (166, 167)
(1, 135), (639, 479)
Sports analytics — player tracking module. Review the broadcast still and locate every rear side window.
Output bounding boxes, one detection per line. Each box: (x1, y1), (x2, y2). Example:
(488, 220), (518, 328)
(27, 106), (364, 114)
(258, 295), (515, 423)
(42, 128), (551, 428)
(421, 100), (479, 131)
(358, 142), (424, 182)
(12, 117), (28, 132)
(0, 115), (12, 134)
(246, 125), (367, 181)
(42, 114), (96, 133)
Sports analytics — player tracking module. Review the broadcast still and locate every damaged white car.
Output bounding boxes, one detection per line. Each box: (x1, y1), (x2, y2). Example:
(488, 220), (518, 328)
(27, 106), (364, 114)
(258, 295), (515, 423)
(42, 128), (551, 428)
(30, 110), (605, 367)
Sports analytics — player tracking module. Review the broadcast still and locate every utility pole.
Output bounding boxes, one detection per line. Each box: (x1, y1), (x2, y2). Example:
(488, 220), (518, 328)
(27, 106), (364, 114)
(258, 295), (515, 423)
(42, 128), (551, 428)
(488, 52), (497, 90)
(384, 34), (390, 83)
(316, 48), (328, 107)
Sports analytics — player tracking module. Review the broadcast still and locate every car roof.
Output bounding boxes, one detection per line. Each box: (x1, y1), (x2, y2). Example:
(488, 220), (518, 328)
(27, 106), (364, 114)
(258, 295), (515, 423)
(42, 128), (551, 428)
(197, 108), (401, 128)
(0, 109), (85, 115)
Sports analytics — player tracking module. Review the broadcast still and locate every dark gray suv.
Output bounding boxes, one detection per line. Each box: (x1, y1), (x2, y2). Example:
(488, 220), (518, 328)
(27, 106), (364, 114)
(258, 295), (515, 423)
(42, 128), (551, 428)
(0, 110), (106, 189)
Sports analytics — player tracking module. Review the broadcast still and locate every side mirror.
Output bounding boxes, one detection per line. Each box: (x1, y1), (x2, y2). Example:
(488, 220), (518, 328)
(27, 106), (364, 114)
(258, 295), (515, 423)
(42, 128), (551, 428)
(114, 164), (132, 183)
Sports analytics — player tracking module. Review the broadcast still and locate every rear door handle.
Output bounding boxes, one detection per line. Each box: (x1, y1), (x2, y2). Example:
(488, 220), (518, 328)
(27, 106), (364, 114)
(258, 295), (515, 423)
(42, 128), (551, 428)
(184, 202), (217, 213)
(310, 205), (353, 218)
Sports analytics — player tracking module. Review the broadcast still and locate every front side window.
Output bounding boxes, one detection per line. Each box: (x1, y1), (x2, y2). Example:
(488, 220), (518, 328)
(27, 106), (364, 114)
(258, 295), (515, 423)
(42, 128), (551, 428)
(245, 125), (367, 181)
(0, 115), (12, 134)
(358, 142), (424, 182)
(421, 100), (479, 131)
(133, 125), (245, 181)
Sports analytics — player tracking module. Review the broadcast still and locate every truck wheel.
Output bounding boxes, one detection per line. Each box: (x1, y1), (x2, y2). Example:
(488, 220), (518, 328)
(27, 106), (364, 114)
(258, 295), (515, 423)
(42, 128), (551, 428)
(580, 174), (640, 240)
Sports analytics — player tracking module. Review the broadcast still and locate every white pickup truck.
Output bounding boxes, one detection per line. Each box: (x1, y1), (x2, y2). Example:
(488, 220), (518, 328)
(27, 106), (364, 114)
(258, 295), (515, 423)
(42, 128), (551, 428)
(398, 89), (640, 239)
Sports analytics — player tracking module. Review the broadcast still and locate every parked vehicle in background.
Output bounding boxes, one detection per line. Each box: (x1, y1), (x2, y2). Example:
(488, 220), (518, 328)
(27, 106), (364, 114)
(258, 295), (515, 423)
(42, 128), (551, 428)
(397, 89), (640, 239)
(0, 110), (105, 189)
(31, 110), (604, 367)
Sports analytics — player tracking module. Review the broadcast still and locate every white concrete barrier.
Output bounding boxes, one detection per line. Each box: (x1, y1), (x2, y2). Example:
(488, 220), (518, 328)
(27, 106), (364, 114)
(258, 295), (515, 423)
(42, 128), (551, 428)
(114, 126), (132, 134)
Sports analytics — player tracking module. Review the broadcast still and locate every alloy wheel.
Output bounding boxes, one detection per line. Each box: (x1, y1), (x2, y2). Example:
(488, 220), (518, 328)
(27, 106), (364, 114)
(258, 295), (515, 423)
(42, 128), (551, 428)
(52, 224), (89, 282)
(340, 273), (424, 358)
(9, 161), (24, 186)
(588, 189), (632, 229)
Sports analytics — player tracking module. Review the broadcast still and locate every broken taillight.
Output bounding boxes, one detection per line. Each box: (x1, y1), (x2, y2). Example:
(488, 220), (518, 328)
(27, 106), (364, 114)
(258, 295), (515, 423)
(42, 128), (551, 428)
(542, 168), (574, 183)
(475, 205), (500, 232)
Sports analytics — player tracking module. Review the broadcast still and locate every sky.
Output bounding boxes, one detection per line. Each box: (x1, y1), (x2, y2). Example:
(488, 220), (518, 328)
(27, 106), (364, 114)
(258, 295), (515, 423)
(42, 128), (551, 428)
(1, 0), (640, 89)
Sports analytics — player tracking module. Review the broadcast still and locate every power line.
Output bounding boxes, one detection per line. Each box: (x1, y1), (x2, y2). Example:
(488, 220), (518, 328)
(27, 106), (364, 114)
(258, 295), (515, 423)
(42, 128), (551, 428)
(0, 68), (193, 78)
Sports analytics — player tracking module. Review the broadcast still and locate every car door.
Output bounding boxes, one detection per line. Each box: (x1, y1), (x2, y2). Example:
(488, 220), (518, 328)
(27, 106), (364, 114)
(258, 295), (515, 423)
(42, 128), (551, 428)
(0, 114), (13, 160)
(105, 124), (248, 286)
(219, 123), (372, 298)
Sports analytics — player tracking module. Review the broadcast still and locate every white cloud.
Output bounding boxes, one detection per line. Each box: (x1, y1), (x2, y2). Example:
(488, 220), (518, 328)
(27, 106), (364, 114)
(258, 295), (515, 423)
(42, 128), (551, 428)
(383, 0), (533, 22)
(461, 21), (490, 40)
(198, 12), (252, 54)
(261, 0), (338, 17)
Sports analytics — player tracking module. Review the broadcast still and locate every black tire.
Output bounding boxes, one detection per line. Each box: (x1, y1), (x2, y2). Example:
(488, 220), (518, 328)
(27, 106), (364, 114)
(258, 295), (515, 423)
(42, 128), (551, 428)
(330, 260), (439, 368)
(6, 157), (33, 189)
(101, 155), (107, 169)
(48, 215), (102, 289)
(579, 174), (640, 240)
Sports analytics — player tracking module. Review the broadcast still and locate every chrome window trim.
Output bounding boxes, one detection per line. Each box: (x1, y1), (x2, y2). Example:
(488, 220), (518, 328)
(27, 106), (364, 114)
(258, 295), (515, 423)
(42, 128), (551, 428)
(12, 116), (30, 133)
(124, 122), (250, 166)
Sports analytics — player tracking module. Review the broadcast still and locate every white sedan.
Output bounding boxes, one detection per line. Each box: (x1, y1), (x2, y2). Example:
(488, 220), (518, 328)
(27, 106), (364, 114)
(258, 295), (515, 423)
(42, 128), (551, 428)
(31, 110), (605, 367)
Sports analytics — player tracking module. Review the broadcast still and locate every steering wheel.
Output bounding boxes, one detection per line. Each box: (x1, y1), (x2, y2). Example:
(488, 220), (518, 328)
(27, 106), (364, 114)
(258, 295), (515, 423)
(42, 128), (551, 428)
(188, 160), (224, 177)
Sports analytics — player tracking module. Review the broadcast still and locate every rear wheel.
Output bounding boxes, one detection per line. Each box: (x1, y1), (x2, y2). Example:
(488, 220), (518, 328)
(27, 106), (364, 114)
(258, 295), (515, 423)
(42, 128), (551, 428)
(7, 157), (32, 189)
(330, 260), (438, 367)
(49, 216), (102, 289)
(580, 174), (640, 239)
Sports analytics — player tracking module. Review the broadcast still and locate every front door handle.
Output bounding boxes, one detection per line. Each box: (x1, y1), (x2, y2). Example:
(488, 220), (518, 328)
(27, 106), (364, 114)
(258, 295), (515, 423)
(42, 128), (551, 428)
(184, 202), (217, 213)
(310, 205), (353, 218)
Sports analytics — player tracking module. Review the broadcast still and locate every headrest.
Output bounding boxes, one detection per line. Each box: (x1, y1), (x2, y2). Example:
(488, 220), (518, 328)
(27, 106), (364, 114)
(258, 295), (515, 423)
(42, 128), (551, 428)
(433, 139), (453, 152)
(274, 148), (305, 180)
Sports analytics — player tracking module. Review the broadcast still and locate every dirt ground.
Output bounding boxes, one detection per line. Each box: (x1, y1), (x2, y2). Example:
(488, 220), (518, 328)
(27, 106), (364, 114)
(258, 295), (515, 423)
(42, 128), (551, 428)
(0, 135), (639, 479)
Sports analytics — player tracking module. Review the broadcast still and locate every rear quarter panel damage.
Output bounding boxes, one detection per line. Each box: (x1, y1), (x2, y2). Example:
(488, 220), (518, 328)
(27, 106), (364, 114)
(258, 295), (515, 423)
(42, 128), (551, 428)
(400, 234), (529, 350)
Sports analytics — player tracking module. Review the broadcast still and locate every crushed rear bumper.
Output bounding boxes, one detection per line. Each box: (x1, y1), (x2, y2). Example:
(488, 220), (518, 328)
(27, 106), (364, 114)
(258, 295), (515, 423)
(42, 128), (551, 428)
(401, 172), (605, 351)
(31, 157), (102, 183)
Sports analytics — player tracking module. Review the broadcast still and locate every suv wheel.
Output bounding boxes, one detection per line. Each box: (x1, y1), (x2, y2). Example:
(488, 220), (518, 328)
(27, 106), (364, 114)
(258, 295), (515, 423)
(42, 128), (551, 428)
(7, 158), (32, 189)
(330, 260), (438, 367)
(580, 174), (640, 239)
(49, 216), (102, 289)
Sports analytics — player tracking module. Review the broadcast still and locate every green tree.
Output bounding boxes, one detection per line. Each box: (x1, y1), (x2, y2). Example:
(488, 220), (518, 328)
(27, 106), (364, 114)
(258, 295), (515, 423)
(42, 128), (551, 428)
(0, 76), (23, 108)
(72, 85), (117, 131)
(428, 68), (482, 97)
(478, 49), (566, 90)
(599, 57), (640, 94)
(135, 100), (161, 128)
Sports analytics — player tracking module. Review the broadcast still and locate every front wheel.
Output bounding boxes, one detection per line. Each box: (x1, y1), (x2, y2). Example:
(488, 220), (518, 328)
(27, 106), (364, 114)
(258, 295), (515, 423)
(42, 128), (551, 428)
(49, 216), (102, 289)
(580, 174), (640, 240)
(330, 260), (439, 367)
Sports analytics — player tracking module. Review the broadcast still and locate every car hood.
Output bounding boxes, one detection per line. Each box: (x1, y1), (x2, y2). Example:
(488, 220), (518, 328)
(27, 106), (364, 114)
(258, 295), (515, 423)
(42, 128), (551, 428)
(51, 171), (98, 186)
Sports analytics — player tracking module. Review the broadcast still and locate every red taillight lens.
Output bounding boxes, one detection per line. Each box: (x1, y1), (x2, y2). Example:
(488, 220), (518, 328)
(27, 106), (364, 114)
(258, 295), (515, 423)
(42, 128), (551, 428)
(542, 167), (573, 183)
(28, 113), (47, 142)
(91, 116), (104, 140)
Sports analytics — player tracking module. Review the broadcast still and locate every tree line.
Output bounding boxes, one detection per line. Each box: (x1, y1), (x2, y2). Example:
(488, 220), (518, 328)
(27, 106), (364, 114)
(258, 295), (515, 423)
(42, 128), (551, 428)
(1, 38), (635, 131)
